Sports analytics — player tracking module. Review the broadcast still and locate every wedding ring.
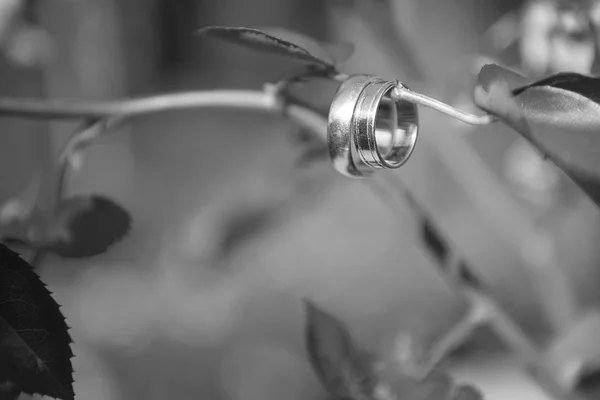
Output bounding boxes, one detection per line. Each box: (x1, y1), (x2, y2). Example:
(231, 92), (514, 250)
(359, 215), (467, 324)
(327, 75), (419, 178)
(327, 74), (376, 178)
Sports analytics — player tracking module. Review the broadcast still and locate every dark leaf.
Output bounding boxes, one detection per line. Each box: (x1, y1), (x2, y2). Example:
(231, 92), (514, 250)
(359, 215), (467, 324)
(420, 219), (449, 265)
(474, 63), (600, 207)
(576, 362), (600, 398)
(214, 204), (279, 262)
(284, 92), (330, 117)
(197, 26), (337, 70)
(546, 311), (600, 394)
(452, 385), (484, 400)
(455, 261), (486, 291)
(0, 381), (21, 400)
(0, 244), (74, 400)
(304, 300), (378, 400)
(323, 42), (356, 65)
(405, 371), (453, 400)
(41, 194), (131, 258)
(289, 126), (329, 167)
(384, 333), (457, 400)
(259, 26), (355, 65)
(295, 145), (330, 168)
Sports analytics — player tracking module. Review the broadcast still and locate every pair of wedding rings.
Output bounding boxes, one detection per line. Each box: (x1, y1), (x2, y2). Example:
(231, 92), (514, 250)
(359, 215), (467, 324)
(327, 74), (419, 178)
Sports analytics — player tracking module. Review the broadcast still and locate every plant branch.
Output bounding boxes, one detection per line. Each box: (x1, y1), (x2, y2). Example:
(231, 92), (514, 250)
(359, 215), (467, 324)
(0, 86), (579, 399)
(392, 87), (496, 125)
(0, 89), (321, 268)
(0, 90), (283, 120)
(372, 171), (581, 400)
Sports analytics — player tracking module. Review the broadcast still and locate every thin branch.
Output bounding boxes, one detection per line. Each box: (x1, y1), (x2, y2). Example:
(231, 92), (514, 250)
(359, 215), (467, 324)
(474, 288), (583, 400)
(30, 120), (104, 268)
(0, 90), (329, 269)
(376, 171), (580, 400)
(392, 86), (496, 125)
(0, 90), (282, 120)
(423, 298), (488, 375)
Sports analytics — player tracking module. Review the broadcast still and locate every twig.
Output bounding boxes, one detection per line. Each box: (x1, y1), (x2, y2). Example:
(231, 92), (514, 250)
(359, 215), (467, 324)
(392, 87), (496, 125)
(379, 170), (581, 400)
(0, 90), (283, 120)
(30, 120), (105, 268)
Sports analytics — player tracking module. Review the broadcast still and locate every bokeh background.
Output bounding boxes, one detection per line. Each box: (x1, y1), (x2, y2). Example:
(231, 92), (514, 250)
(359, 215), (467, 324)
(1, 0), (600, 399)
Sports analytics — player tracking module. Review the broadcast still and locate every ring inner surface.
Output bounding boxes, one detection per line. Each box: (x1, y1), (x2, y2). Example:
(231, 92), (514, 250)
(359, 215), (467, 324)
(374, 87), (418, 168)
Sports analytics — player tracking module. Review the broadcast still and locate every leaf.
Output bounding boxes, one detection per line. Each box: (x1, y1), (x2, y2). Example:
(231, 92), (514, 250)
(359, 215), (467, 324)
(288, 126), (329, 167)
(546, 311), (600, 390)
(0, 178), (42, 238)
(473, 63), (600, 207)
(304, 302), (487, 400)
(213, 203), (280, 263)
(0, 380), (21, 400)
(258, 26), (355, 64)
(386, 332), (455, 400)
(576, 363), (600, 398)
(0, 244), (74, 400)
(452, 385), (484, 400)
(197, 26), (337, 70)
(304, 300), (378, 400)
(295, 145), (330, 168)
(420, 219), (449, 265)
(40, 194), (132, 258)
(405, 372), (454, 400)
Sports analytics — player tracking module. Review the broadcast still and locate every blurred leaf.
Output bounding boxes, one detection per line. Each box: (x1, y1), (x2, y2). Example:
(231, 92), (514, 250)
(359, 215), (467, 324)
(0, 179), (40, 225)
(284, 92), (329, 117)
(289, 126), (329, 167)
(4, 23), (52, 68)
(0, 244), (74, 400)
(452, 385), (484, 400)
(40, 195), (131, 258)
(386, 333), (456, 400)
(295, 145), (330, 168)
(546, 311), (600, 390)
(351, 0), (426, 82)
(474, 63), (600, 207)
(420, 218), (449, 265)
(323, 42), (356, 65)
(304, 302), (486, 400)
(0, 0), (52, 69)
(404, 372), (453, 400)
(213, 203), (280, 262)
(304, 300), (378, 400)
(0, 0), (22, 41)
(0, 380), (21, 400)
(576, 363), (600, 398)
(197, 26), (338, 70)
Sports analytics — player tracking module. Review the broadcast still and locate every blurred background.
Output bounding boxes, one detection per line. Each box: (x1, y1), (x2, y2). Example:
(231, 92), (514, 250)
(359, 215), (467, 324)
(1, 0), (600, 399)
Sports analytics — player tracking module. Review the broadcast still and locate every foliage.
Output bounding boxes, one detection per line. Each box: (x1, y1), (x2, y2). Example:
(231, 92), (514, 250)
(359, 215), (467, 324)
(0, 193), (131, 260)
(474, 63), (600, 207)
(197, 26), (354, 80)
(0, 245), (74, 400)
(304, 300), (484, 400)
(2, 15), (600, 399)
